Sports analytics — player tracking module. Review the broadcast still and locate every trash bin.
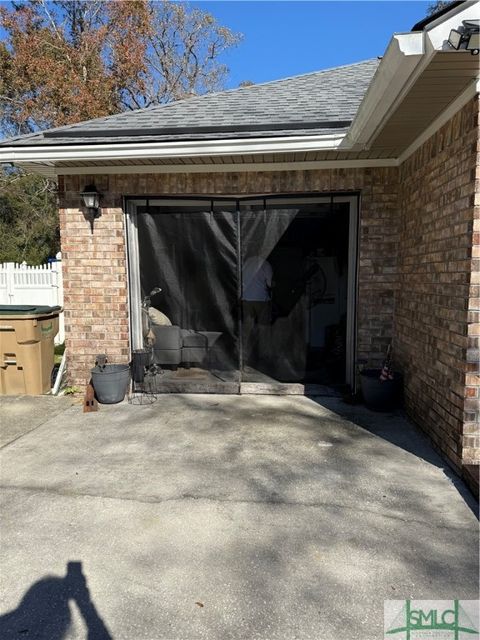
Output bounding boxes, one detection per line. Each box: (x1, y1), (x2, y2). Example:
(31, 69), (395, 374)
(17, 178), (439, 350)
(0, 305), (62, 395)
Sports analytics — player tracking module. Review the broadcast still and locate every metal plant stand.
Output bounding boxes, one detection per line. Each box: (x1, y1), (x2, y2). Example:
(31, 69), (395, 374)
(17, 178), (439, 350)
(128, 348), (161, 405)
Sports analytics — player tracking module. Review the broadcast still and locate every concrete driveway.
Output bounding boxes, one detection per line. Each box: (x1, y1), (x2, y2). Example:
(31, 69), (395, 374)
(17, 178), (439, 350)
(0, 394), (478, 640)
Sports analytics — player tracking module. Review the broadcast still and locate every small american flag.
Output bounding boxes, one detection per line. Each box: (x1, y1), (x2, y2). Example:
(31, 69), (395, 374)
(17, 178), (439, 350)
(380, 344), (394, 381)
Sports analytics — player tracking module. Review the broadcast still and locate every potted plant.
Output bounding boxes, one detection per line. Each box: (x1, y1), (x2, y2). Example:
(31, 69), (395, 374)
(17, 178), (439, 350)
(359, 345), (402, 411)
(91, 354), (130, 404)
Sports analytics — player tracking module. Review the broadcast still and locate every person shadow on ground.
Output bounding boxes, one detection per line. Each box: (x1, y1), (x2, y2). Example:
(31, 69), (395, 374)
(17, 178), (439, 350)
(0, 561), (113, 639)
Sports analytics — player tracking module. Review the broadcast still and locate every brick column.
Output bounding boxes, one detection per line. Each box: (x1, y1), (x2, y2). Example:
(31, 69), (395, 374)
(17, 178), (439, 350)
(58, 176), (129, 387)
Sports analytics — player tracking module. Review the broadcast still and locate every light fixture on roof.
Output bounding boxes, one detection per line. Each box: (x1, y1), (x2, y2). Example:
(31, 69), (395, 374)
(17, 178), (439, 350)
(80, 184), (102, 233)
(448, 19), (480, 55)
(466, 30), (480, 55)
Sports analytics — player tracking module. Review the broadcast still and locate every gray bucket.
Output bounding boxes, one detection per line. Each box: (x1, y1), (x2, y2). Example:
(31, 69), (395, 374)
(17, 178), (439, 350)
(91, 364), (130, 404)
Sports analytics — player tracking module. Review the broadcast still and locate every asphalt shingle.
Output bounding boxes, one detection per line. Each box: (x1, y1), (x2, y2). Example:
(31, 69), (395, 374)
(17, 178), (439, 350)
(1, 59), (380, 146)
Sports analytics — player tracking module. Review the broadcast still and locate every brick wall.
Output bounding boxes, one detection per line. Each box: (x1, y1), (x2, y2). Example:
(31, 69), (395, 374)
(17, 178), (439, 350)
(394, 96), (480, 471)
(57, 197), (130, 387)
(59, 167), (399, 386)
(465, 95), (480, 480)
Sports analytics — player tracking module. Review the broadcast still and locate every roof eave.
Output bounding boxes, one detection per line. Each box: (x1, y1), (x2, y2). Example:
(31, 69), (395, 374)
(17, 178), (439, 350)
(343, 0), (480, 150)
(2, 1), (478, 175)
(341, 33), (425, 150)
(0, 132), (347, 166)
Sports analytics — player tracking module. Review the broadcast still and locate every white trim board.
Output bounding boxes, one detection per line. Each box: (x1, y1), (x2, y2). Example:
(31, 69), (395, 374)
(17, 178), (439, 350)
(125, 200), (143, 352)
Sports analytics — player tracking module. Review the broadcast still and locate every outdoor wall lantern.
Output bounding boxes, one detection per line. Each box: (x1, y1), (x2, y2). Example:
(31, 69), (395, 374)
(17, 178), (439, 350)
(448, 19), (480, 55)
(80, 184), (102, 233)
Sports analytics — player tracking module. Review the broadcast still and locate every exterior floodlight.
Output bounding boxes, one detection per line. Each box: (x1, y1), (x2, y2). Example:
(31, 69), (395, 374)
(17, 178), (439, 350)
(447, 19), (480, 55)
(466, 32), (480, 55)
(80, 184), (102, 233)
(448, 28), (462, 50)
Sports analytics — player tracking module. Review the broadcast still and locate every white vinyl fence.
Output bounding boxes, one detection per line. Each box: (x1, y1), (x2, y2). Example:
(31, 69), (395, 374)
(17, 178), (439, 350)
(0, 257), (64, 344)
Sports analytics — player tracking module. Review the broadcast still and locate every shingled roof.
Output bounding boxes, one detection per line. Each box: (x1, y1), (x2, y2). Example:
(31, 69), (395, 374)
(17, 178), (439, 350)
(1, 58), (380, 147)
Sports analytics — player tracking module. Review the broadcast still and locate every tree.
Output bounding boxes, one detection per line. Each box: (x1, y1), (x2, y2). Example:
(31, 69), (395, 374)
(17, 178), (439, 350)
(426, 1), (455, 17)
(0, 168), (59, 264)
(0, 0), (242, 136)
(128, 1), (241, 108)
(0, 1), (241, 264)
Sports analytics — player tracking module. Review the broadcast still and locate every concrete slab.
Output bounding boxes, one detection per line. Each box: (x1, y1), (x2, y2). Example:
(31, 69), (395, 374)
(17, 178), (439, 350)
(0, 394), (477, 639)
(0, 395), (73, 448)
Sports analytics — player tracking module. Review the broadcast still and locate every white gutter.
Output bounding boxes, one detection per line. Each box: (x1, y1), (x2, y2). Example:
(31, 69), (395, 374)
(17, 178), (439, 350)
(344, 0), (480, 150)
(52, 348), (66, 395)
(0, 132), (345, 165)
(341, 33), (425, 150)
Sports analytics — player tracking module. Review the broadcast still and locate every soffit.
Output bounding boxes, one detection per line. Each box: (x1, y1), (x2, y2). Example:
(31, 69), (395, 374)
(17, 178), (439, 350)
(368, 51), (478, 152)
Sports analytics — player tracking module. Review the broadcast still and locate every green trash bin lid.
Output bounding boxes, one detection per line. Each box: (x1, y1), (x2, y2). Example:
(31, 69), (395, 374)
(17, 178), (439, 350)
(0, 305), (62, 315)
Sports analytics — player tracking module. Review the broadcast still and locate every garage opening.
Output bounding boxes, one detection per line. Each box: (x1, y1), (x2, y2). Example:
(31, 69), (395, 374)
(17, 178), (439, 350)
(126, 195), (358, 394)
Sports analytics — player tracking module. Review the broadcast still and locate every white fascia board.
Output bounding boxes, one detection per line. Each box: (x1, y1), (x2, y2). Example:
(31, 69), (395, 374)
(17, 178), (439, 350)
(342, 32), (425, 150)
(0, 132), (345, 165)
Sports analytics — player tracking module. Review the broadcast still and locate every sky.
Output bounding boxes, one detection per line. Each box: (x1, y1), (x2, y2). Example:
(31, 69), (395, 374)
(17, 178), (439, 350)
(0, 1), (434, 92)
(191, 1), (432, 88)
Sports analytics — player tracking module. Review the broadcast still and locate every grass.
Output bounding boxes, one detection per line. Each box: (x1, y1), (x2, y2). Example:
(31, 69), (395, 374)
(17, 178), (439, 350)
(54, 342), (65, 365)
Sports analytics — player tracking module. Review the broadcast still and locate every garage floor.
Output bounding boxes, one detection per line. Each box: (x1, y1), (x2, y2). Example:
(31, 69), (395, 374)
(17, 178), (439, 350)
(0, 394), (478, 639)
